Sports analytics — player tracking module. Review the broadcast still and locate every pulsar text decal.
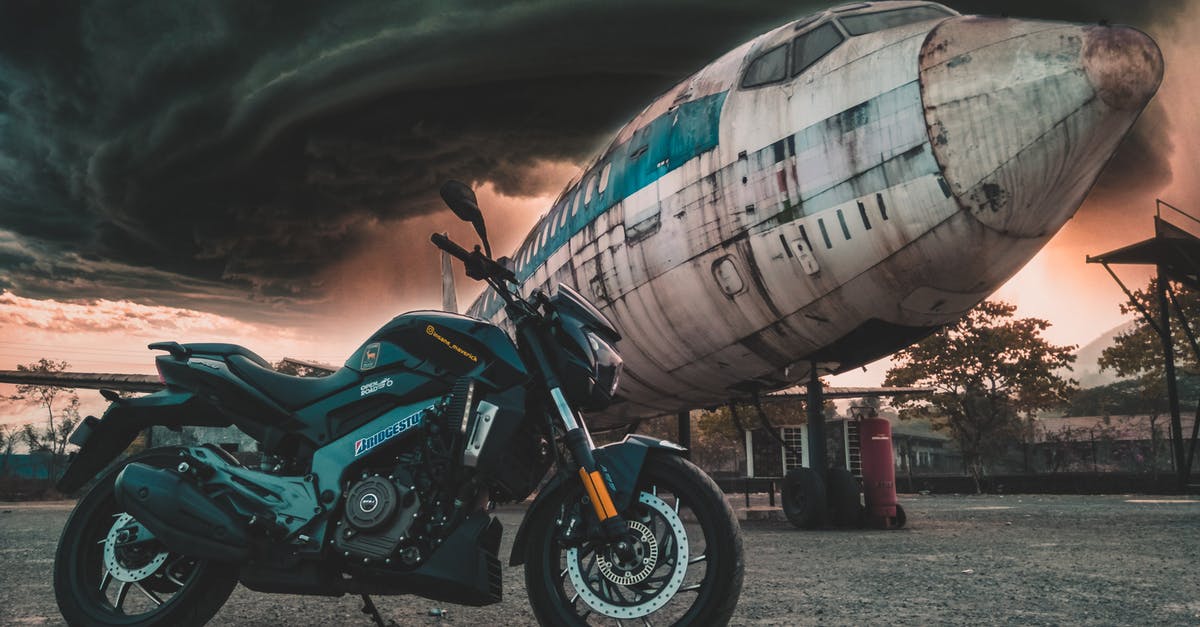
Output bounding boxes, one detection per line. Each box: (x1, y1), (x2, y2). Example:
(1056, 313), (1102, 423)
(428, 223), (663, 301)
(426, 325), (478, 362)
(354, 407), (427, 456)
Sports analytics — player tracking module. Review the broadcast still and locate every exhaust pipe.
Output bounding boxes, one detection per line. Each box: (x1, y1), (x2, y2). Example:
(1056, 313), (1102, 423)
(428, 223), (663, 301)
(114, 462), (250, 562)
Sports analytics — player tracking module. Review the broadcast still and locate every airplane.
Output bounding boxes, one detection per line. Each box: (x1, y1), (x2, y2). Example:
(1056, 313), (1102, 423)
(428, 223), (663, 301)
(0, 1), (1162, 524)
(460, 0), (1163, 431)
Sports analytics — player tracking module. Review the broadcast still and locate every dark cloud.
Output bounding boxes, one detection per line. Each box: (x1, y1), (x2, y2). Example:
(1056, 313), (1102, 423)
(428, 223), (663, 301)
(0, 0), (1188, 313)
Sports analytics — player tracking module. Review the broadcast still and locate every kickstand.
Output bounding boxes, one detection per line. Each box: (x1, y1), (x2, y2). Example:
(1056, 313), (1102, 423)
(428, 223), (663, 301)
(360, 594), (398, 627)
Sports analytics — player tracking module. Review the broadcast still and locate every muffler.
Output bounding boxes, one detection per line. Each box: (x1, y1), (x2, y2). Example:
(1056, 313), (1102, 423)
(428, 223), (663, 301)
(114, 462), (249, 562)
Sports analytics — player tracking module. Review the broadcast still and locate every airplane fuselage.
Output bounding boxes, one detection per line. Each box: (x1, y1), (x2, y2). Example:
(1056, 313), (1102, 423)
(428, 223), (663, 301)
(468, 1), (1162, 428)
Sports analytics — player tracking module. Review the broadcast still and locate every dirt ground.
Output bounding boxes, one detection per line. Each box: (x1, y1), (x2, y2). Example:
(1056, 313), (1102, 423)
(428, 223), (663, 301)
(1, 494), (1198, 626)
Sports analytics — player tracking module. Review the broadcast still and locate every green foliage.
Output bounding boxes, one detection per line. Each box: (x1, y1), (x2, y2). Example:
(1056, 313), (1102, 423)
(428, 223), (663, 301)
(1064, 377), (1200, 417)
(1097, 278), (1200, 431)
(884, 300), (1077, 487)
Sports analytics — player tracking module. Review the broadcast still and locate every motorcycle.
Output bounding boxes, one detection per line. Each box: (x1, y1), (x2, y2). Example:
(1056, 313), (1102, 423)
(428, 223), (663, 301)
(52, 181), (745, 626)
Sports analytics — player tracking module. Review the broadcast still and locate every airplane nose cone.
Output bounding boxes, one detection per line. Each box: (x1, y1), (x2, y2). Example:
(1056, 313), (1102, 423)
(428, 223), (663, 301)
(1083, 26), (1164, 111)
(919, 18), (1163, 238)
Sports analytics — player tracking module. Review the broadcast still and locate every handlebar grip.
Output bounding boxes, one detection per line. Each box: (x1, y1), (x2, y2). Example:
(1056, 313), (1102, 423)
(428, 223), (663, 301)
(430, 232), (471, 261)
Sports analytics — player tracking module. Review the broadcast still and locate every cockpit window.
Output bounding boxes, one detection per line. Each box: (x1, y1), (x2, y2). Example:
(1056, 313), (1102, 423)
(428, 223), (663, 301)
(792, 22), (845, 76)
(839, 6), (954, 36)
(741, 43), (789, 88)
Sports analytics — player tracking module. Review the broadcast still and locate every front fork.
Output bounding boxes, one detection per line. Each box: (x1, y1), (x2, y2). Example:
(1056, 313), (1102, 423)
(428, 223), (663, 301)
(548, 387), (627, 539)
(517, 317), (628, 539)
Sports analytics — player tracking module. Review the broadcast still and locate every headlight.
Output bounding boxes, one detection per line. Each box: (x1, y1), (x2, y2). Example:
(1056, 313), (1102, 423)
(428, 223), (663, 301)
(586, 332), (623, 397)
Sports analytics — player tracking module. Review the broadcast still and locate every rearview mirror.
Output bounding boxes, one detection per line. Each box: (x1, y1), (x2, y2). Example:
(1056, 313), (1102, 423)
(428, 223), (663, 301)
(440, 180), (492, 257)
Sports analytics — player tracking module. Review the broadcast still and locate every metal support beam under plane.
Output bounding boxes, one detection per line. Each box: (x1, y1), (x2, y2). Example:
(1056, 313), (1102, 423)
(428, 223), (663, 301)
(677, 411), (692, 459)
(806, 365), (826, 478)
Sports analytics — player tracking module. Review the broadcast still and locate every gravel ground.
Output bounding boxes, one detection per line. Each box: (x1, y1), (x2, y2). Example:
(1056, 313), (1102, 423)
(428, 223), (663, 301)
(1, 494), (1198, 626)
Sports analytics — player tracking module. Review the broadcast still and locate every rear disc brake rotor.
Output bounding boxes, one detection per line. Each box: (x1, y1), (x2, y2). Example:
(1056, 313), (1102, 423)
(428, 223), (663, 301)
(103, 513), (169, 583)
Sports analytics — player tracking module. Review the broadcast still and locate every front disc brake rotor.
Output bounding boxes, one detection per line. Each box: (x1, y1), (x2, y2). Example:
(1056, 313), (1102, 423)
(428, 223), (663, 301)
(103, 513), (169, 583)
(566, 491), (689, 619)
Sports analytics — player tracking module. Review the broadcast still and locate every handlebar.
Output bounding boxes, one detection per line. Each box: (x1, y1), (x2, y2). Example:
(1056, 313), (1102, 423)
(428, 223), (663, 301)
(430, 232), (472, 262)
(430, 232), (517, 284)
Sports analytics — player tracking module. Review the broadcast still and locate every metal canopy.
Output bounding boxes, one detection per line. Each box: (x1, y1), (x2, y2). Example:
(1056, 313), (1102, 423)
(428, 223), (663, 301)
(1087, 215), (1200, 289)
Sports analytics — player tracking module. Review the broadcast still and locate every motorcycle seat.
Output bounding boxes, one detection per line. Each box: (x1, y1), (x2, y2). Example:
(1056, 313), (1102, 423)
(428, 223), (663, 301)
(183, 343), (274, 368)
(180, 341), (360, 410)
(210, 350), (361, 411)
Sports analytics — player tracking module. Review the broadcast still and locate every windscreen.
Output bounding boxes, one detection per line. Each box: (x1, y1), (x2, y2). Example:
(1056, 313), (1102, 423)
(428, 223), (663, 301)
(741, 43), (789, 88)
(839, 6), (954, 36)
(793, 22), (845, 76)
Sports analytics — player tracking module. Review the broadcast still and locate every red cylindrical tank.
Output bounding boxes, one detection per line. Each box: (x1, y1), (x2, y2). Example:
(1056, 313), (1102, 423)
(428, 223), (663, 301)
(858, 417), (897, 522)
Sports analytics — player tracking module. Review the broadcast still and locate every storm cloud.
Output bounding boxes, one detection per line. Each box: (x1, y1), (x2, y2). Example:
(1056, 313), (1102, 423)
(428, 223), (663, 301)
(0, 0), (1188, 315)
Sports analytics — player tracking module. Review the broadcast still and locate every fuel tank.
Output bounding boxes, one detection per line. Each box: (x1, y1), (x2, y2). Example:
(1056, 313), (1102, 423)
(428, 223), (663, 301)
(346, 311), (528, 390)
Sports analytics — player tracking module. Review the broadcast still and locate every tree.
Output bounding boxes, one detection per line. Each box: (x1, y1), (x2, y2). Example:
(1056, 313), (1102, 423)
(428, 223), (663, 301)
(273, 360), (329, 378)
(1099, 278), (1200, 379)
(0, 424), (15, 477)
(884, 301), (1077, 491)
(9, 359), (81, 480)
(1098, 277), (1200, 476)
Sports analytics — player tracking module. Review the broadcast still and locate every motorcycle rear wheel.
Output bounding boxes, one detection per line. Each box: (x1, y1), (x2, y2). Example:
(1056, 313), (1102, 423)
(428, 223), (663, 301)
(53, 448), (239, 626)
(524, 453), (744, 626)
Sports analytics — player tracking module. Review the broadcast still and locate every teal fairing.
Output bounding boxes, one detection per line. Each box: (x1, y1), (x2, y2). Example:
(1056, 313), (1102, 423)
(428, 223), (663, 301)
(548, 284), (624, 411)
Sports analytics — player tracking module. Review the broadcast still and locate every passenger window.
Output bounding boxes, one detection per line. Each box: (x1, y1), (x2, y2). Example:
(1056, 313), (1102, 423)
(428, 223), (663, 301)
(584, 175), (595, 205)
(741, 44), (789, 89)
(817, 218), (833, 249)
(598, 162), (612, 194)
(792, 23), (844, 76)
(840, 6), (953, 36)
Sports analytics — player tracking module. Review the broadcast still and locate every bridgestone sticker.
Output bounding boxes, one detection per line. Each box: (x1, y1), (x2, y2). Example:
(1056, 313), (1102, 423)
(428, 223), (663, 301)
(354, 407), (427, 457)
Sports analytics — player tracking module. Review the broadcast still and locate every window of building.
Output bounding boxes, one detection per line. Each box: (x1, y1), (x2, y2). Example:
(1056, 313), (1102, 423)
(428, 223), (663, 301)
(792, 22), (844, 76)
(858, 200), (872, 230)
(741, 43), (789, 88)
(839, 6), (954, 36)
(876, 193), (889, 220)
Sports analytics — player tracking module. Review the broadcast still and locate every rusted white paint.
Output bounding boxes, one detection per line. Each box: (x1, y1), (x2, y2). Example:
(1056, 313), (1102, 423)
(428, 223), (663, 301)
(468, 2), (1163, 429)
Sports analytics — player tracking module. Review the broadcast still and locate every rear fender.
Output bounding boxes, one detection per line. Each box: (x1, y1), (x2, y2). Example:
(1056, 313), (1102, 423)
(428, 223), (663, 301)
(57, 390), (230, 492)
(508, 434), (686, 566)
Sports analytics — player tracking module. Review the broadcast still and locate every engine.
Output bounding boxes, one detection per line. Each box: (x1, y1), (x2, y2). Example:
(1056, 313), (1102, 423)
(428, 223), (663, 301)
(333, 467), (423, 562)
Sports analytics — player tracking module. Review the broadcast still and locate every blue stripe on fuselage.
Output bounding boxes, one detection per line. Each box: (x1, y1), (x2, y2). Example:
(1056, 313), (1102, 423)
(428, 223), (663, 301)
(471, 80), (932, 322)
(471, 91), (728, 320)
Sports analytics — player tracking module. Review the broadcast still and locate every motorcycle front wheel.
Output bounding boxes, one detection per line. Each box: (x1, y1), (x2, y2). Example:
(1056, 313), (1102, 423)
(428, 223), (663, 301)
(53, 448), (239, 626)
(524, 453), (744, 626)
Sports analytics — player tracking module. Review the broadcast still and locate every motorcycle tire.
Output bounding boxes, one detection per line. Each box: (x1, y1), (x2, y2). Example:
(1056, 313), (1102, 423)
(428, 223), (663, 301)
(524, 453), (744, 626)
(54, 447), (239, 627)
